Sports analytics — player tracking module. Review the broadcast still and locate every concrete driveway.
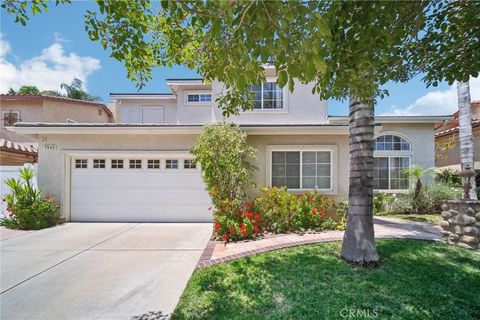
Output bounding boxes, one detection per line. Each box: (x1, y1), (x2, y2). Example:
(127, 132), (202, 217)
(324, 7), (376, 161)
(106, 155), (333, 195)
(1, 223), (212, 320)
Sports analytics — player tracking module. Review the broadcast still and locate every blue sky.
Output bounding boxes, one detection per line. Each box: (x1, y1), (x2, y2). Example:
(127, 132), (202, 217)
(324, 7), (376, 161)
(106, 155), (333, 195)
(1, 2), (478, 116)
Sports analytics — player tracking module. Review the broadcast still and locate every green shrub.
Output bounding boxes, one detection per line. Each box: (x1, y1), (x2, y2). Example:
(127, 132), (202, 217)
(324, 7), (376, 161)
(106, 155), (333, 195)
(253, 187), (297, 233)
(374, 182), (462, 215)
(212, 201), (262, 242)
(191, 122), (258, 242)
(253, 188), (345, 233)
(436, 169), (461, 187)
(1, 167), (60, 230)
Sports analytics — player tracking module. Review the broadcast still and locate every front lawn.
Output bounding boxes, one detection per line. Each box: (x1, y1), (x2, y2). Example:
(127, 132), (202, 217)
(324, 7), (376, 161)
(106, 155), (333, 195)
(375, 213), (443, 224)
(172, 240), (480, 320)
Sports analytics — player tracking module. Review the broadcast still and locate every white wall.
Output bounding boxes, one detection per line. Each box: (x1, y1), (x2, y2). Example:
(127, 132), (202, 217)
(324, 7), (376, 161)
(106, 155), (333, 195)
(117, 99), (178, 123)
(0, 164), (38, 218)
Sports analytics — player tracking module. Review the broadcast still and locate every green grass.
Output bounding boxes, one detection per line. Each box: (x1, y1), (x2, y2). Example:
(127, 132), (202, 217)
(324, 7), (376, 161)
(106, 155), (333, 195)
(375, 213), (443, 224)
(172, 240), (480, 320)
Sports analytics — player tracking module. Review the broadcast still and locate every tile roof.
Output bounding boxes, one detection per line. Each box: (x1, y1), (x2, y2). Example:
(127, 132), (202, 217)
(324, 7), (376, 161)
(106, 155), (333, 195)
(0, 138), (38, 157)
(435, 119), (480, 138)
(0, 94), (113, 117)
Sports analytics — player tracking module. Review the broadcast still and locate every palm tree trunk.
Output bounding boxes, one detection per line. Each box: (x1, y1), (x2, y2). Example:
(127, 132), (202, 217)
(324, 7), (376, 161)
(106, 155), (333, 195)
(457, 81), (478, 200)
(341, 97), (379, 265)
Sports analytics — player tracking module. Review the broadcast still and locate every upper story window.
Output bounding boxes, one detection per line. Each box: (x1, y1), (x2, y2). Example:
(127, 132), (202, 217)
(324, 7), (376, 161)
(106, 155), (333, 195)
(186, 93), (212, 104)
(2, 111), (20, 126)
(247, 81), (283, 110)
(374, 135), (410, 151)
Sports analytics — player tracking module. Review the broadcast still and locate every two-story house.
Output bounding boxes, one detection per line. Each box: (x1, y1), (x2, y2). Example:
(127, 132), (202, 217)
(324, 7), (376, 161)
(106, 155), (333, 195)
(10, 73), (449, 223)
(1, 94), (114, 165)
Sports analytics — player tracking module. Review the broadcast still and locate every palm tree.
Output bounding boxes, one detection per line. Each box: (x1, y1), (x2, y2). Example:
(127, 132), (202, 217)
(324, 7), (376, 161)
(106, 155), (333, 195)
(341, 97), (379, 265)
(457, 81), (477, 200)
(403, 166), (434, 212)
(60, 78), (101, 102)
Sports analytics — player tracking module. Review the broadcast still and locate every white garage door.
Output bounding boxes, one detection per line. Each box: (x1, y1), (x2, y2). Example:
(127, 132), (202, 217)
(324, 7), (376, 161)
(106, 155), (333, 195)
(70, 154), (212, 222)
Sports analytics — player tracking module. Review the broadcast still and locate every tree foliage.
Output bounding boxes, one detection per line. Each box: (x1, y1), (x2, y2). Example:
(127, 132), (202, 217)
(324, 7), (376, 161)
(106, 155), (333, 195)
(6, 79), (101, 101)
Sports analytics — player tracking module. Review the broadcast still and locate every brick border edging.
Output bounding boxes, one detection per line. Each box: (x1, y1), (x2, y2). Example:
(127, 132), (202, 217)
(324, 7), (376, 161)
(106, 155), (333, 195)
(196, 235), (440, 269)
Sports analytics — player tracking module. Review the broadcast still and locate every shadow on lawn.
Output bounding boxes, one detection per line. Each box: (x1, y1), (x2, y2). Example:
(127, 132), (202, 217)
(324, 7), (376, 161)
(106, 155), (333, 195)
(131, 311), (169, 320)
(172, 240), (480, 320)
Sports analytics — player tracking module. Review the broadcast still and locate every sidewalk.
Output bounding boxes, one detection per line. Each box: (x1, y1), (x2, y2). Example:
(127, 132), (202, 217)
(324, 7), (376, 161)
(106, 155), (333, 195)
(197, 216), (442, 268)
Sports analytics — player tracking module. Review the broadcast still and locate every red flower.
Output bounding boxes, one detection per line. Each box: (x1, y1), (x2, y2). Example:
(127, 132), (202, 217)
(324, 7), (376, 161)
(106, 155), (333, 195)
(208, 207), (212, 211)
(241, 230), (247, 236)
(223, 234), (229, 240)
(240, 224), (246, 230)
(214, 223), (220, 231)
(245, 203), (252, 209)
(246, 212), (254, 219)
(254, 226), (260, 233)
(255, 214), (261, 221)
(230, 227), (235, 234)
(311, 209), (316, 215)
(238, 210), (243, 216)
(322, 212), (327, 218)
(309, 197), (315, 203)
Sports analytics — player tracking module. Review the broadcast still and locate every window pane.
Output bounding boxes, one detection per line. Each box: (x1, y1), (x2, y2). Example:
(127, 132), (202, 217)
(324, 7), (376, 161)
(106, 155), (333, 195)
(272, 176), (286, 187)
(317, 177), (330, 189)
(302, 177), (316, 189)
(286, 152), (300, 164)
(272, 152), (285, 164)
(302, 164), (316, 176)
(272, 164), (285, 176)
(187, 94), (199, 102)
(317, 152), (330, 163)
(286, 177), (300, 189)
(317, 164), (330, 176)
(286, 164), (300, 177)
(303, 152), (316, 164)
(263, 100), (273, 109)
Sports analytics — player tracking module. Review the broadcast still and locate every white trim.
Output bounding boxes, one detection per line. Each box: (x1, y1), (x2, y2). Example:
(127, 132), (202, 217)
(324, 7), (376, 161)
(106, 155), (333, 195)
(184, 91), (212, 106)
(244, 79), (287, 113)
(266, 145), (338, 195)
(166, 80), (205, 86)
(328, 115), (451, 125)
(9, 124), (353, 135)
(373, 131), (413, 154)
(111, 94), (176, 100)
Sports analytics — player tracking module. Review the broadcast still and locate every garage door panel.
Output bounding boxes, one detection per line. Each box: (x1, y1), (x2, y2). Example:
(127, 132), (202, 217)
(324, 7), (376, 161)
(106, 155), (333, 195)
(71, 155), (212, 222)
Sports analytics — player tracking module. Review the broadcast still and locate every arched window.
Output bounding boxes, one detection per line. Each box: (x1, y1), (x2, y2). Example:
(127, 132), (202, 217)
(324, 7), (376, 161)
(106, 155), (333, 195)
(374, 135), (410, 151)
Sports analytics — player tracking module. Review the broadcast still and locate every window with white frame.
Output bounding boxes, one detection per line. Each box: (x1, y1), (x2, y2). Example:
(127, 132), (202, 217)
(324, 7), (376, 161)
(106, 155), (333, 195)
(147, 159), (160, 169)
(111, 159), (124, 169)
(373, 157), (410, 190)
(271, 149), (332, 190)
(129, 159), (142, 169)
(247, 81), (283, 109)
(184, 159), (196, 169)
(186, 93), (211, 104)
(166, 159), (178, 169)
(75, 159), (88, 169)
(373, 134), (412, 190)
(93, 159), (106, 169)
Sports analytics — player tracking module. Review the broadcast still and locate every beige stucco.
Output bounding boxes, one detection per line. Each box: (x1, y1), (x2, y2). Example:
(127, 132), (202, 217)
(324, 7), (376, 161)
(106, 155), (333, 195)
(0, 97), (112, 129)
(436, 126), (480, 169)
(34, 122), (436, 221)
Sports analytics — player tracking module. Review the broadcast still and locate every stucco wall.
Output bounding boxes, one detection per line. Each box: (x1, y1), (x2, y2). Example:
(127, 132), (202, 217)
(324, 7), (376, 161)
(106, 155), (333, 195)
(436, 127), (480, 169)
(36, 122), (436, 219)
(118, 99), (177, 123)
(44, 100), (112, 123)
(0, 100), (43, 129)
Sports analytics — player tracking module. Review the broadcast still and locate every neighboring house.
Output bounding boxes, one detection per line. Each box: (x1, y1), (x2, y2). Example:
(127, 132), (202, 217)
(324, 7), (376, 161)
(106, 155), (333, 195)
(10, 71), (449, 223)
(435, 101), (480, 170)
(0, 94), (113, 165)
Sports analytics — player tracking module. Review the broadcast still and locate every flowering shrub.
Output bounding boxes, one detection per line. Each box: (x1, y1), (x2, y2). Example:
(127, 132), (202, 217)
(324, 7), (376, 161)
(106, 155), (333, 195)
(212, 202), (262, 242)
(292, 191), (339, 231)
(254, 188), (346, 234)
(253, 187), (297, 233)
(1, 167), (60, 230)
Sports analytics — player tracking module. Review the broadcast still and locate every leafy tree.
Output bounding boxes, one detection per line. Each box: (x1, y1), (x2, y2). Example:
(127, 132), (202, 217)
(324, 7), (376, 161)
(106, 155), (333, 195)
(60, 78), (101, 101)
(9, 85), (41, 95)
(4, 0), (479, 264)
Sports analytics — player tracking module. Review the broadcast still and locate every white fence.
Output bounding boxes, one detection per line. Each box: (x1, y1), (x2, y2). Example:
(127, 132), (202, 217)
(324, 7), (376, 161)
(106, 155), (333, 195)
(0, 164), (38, 218)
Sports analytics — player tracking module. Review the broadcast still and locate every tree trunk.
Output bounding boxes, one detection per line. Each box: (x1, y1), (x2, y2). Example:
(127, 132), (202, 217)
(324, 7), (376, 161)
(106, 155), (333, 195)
(341, 97), (379, 265)
(457, 81), (478, 200)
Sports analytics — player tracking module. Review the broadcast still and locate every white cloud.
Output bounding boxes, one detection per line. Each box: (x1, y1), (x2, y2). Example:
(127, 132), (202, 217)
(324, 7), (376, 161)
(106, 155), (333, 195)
(0, 34), (100, 93)
(384, 77), (480, 116)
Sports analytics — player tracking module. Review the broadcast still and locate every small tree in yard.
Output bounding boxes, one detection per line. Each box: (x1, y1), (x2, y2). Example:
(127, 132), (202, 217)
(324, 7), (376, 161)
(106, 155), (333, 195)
(191, 122), (259, 241)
